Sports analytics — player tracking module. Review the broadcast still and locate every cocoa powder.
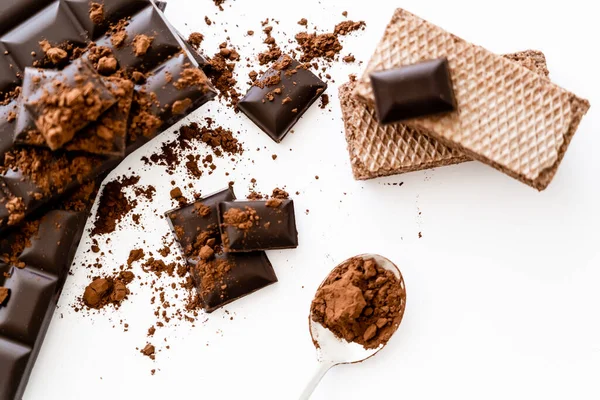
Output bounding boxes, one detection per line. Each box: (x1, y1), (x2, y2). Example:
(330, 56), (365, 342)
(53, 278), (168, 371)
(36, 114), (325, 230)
(91, 175), (140, 236)
(205, 44), (241, 108)
(311, 257), (406, 349)
(295, 19), (366, 63)
(82, 271), (135, 309)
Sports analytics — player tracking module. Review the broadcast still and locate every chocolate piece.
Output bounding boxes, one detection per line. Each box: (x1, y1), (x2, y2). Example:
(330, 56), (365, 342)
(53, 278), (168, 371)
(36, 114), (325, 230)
(237, 55), (327, 143)
(0, 210), (86, 400)
(24, 58), (117, 150)
(218, 199), (298, 252)
(354, 9), (590, 190)
(0, 0), (216, 234)
(340, 51), (551, 180)
(370, 57), (456, 124)
(188, 251), (278, 313)
(166, 187), (236, 257)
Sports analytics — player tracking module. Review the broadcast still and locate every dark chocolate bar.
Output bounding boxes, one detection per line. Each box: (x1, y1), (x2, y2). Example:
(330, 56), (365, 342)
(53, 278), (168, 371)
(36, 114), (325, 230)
(218, 199), (298, 252)
(188, 251), (278, 313)
(0, 210), (87, 400)
(0, 0), (214, 397)
(237, 55), (327, 143)
(0, 0), (216, 232)
(369, 57), (456, 124)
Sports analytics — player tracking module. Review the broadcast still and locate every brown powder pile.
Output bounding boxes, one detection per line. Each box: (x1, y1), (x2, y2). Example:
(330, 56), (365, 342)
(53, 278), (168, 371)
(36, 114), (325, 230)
(0, 219), (40, 267)
(132, 34), (153, 57)
(205, 43), (241, 108)
(222, 207), (259, 231)
(188, 32), (204, 49)
(89, 2), (104, 25)
(143, 119), (242, 177)
(311, 257), (406, 349)
(82, 271), (135, 309)
(39, 40), (68, 66)
(90, 175), (140, 236)
(258, 25), (282, 65)
(295, 19), (366, 62)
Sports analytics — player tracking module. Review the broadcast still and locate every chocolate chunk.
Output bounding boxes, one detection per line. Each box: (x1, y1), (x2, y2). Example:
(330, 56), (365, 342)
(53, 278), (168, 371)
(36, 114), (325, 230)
(369, 57), (457, 124)
(189, 251), (278, 313)
(238, 55), (327, 142)
(218, 199), (298, 252)
(166, 187), (235, 257)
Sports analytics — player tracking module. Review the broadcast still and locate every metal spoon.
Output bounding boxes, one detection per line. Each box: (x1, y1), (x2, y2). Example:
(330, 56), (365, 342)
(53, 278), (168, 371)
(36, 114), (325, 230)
(299, 254), (407, 399)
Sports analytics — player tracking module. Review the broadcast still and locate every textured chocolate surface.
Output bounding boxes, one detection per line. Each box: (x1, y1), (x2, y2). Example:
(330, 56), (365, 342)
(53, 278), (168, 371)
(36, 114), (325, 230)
(370, 57), (456, 124)
(237, 55), (327, 142)
(188, 251), (278, 313)
(0, 0), (215, 233)
(166, 187), (236, 256)
(218, 200), (298, 252)
(0, 210), (86, 400)
(0, 1), (214, 398)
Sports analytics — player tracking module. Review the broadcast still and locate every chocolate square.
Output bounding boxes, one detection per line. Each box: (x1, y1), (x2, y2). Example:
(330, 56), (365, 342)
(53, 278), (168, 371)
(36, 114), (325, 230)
(188, 251), (278, 313)
(370, 57), (456, 124)
(218, 199), (298, 252)
(238, 55), (327, 143)
(166, 187), (236, 257)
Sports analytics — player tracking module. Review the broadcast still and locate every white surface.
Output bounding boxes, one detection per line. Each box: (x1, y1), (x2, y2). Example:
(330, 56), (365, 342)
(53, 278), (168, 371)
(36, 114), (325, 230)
(23, 0), (599, 399)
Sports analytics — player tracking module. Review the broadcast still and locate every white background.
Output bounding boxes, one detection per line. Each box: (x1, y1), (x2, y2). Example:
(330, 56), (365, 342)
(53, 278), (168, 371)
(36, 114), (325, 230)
(23, 0), (599, 399)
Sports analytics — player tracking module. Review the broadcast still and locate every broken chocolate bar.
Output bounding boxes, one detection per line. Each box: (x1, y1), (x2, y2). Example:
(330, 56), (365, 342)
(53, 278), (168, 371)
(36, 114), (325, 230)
(341, 50), (551, 180)
(188, 251), (278, 313)
(370, 57), (456, 124)
(238, 55), (327, 143)
(218, 199), (298, 252)
(166, 187), (236, 257)
(354, 9), (590, 190)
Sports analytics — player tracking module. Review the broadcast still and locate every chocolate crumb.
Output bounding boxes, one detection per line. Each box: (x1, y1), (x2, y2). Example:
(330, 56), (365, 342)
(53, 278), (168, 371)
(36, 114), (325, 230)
(91, 176), (140, 236)
(141, 343), (156, 360)
(89, 2), (104, 25)
(0, 287), (9, 306)
(170, 187), (183, 199)
(298, 18), (308, 26)
(205, 16), (212, 25)
(319, 94), (329, 109)
(132, 34), (153, 57)
(342, 54), (355, 63)
(188, 32), (204, 49)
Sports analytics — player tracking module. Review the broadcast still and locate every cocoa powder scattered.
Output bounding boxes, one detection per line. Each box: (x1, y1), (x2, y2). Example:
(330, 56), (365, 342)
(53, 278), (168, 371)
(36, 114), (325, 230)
(188, 32), (204, 49)
(205, 44), (241, 108)
(258, 25), (282, 65)
(222, 207), (259, 230)
(82, 271), (135, 309)
(333, 20), (366, 35)
(295, 20), (366, 63)
(132, 34), (153, 57)
(311, 257), (406, 349)
(91, 175), (140, 236)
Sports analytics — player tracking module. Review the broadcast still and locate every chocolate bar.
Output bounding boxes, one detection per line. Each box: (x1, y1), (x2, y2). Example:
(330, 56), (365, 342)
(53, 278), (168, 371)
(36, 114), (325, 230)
(238, 55), (327, 143)
(166, 188), (278, 313)
(218, 200), (299, 252)
(0, 209), (87, 400)
(0, 0), (216, 232)
(0, 1), (214, 397)
(370, 57), (456, 124)
(341, 50), (553, 180)
(354, 9), (590, 190)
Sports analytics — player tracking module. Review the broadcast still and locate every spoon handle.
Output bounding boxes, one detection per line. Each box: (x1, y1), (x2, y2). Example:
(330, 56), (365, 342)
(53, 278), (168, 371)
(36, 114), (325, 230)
(298, 361), (335, 400)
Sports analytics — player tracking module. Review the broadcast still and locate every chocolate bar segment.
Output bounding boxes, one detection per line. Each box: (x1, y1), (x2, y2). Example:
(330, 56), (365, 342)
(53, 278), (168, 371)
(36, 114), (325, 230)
(166, 187), (236, 257)
(354, 9), (590, 190)
(188, 251), (278, 313)
(370, 57), (456, 124)
(238, 55), (327, 143)
(341, 50), (551, 180)
(218, 200), (298, 252)
(0, 210), (86, 400)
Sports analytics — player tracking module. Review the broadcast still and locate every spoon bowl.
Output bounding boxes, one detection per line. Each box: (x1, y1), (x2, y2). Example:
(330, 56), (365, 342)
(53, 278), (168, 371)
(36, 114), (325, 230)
(299, 254), (406, 399)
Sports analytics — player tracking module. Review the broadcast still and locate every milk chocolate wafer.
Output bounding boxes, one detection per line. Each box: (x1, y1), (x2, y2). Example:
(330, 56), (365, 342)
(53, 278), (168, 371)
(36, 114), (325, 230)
(354, 9), (590, 190)
(342, 51), (551, 180)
